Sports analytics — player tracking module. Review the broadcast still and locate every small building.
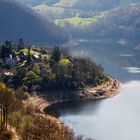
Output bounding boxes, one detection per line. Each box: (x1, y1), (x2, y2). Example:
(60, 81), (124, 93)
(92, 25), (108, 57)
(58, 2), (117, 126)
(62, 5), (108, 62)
(32, 53), (42, 61)
(33, 54), (40, 59)
(5, 56), (16, 67)
(18, 51), (27, 61)
(4, 71), (13, 84)
(5, 53), (20, 67)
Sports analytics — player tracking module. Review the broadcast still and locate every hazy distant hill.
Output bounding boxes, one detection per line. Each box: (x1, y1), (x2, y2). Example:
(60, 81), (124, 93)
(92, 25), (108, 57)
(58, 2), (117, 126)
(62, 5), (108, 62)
(88, 3), (140, 41)
(0, 0), (70, 44)
(21, 0), (140, 21)
(48, 3), (140, 43)
(47, 0), (140, 11)
(20, 0), (140, 10)
(73, 0), (140, 11)
(18, 0), (59, 6)
(18, 0), (140, 44)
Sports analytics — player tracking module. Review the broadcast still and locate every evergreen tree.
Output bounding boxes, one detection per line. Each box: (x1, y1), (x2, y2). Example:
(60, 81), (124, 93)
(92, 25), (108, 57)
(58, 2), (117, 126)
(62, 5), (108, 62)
(17, 38), (25, 50)
(27, 47), (32, 63)
(51, 46), (61, 63)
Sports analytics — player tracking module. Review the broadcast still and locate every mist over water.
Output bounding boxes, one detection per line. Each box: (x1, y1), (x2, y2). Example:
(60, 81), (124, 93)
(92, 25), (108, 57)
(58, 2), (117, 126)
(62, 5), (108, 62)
(49, 40), (140, 140)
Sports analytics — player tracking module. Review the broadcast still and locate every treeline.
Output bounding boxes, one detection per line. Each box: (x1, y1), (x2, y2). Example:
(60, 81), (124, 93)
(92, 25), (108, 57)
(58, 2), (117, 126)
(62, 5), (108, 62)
(64, 3), (140, 40)
(1, 45), (108, 92)
(0, 39), (108, 93)
(12, 57), (107, 91)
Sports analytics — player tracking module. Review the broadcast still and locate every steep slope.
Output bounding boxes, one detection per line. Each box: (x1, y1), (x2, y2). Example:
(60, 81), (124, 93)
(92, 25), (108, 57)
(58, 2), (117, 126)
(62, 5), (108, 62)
(17, 0), (60, 6)
(20, 0), (140, 22)
(89, 3), (140, 40)
(20, 0), (140, 10)
(52, 3), (140, 43)
(0, 0), (70, 44)
(16, 0), (140, 44)
(73, 0), (140, 11)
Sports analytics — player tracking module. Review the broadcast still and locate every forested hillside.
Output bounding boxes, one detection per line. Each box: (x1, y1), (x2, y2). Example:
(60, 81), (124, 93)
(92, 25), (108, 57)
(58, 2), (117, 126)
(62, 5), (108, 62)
(19, 0), (140, 19)
(0, 0), (70, 44)
(0, 40), (107, 91)
(88, 3), (140, 40)
(19, 0), (140, 9)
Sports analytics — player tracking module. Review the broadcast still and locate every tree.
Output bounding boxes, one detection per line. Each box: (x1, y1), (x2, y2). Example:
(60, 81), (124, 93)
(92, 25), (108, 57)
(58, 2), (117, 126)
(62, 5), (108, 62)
(0, 83), (6, 130)
(0, 41), (13, 60)
(24, 71), (40, 91)
(27, 47), (32, 63)
(51, 46), (61, 63)
(17, 38), (25, 50)
(13, 67), (26, 88)
(0, 83), (16, 134)
(25, 71), (38, 84)
(20, 115), (34, 140)
(32, 63), (40, 75)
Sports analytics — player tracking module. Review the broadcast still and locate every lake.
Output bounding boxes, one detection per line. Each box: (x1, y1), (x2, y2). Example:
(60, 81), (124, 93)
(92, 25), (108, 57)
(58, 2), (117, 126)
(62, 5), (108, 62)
(47, 40), (140, 140)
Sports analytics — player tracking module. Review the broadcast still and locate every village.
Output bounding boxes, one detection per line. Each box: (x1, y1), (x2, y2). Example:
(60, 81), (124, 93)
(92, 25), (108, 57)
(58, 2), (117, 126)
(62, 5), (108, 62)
(0, 39), (49, 68)
(0, 39), (49, 84)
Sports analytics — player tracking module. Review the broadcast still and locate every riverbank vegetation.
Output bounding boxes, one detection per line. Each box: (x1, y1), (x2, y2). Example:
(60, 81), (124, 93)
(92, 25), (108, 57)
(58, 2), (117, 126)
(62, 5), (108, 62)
(0, 39), (109, 140)
(0, 83), (93, 140)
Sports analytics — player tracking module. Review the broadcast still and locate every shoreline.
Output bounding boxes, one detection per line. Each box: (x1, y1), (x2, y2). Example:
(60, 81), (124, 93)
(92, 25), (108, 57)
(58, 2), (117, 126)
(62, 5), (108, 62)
(29, 77), (121, 114)
(28, 77), (121, 136)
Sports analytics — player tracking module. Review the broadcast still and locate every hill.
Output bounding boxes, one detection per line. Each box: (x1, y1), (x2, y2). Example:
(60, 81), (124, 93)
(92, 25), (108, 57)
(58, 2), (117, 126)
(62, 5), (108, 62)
(11, 1), (140, 45)
(0, 40), (118, 140)
(20, 0), (140, 9)
(73, 0), (140, 11)
(0, 0), (70, 44)
(0, 40), (108, 91)
(50, 3), (140, 44)
(88, 3), (140, 41)
(20, 0), (60, 6)
(19, 0), (140, 21)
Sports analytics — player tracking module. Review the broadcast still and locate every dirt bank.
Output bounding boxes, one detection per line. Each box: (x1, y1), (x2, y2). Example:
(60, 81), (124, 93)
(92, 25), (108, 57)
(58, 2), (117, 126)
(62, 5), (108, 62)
(29, 77), (121, 114)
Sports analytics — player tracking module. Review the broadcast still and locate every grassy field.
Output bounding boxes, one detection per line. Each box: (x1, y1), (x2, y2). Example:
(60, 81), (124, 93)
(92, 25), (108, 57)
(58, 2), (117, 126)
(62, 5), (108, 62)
(54, 14), (105, 28)
(33, 2), (106, 29)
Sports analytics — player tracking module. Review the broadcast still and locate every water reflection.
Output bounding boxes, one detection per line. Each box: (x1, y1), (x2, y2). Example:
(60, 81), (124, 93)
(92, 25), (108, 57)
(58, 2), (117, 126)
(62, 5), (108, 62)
(59, 81), (140, 140)
(124, 67), (140, 73)
(46, 41), (140, 140)
(45, 100), (102, 118)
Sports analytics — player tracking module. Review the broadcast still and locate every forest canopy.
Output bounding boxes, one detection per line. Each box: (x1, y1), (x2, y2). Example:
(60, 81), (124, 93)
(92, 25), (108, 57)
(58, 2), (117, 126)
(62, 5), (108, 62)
(0, 39), (108, 93)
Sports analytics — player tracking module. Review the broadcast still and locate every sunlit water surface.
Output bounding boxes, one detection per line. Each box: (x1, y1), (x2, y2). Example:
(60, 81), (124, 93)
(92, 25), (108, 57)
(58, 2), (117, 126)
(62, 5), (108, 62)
(47, 41), (140, 140)
(59, 81), (140, 140)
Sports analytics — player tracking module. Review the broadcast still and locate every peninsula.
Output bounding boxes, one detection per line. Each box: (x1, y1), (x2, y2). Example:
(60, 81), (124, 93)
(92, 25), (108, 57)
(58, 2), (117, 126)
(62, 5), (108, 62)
(0, 39), (121, 140)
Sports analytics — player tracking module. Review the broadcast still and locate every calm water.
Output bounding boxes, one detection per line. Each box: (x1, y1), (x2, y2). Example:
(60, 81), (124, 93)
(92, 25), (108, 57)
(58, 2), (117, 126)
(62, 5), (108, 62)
(58, 81), (140, 140)
(47, 41), (140, 140)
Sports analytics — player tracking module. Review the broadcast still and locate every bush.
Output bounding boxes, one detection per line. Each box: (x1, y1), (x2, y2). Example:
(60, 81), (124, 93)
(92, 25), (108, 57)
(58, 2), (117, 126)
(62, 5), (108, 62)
(15, 89), (30, 101)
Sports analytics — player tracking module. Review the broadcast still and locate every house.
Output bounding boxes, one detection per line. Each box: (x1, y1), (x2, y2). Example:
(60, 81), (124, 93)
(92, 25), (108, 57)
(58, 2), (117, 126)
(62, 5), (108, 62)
(5, 52), (20, 67)
(32, 53), (42, 61)
(4, 71), (13, 84)
(18, 51), (27, 61)
(42, 50), (48, 54)
(5, 55), (16, 67)
(33, 54), (40, 59)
